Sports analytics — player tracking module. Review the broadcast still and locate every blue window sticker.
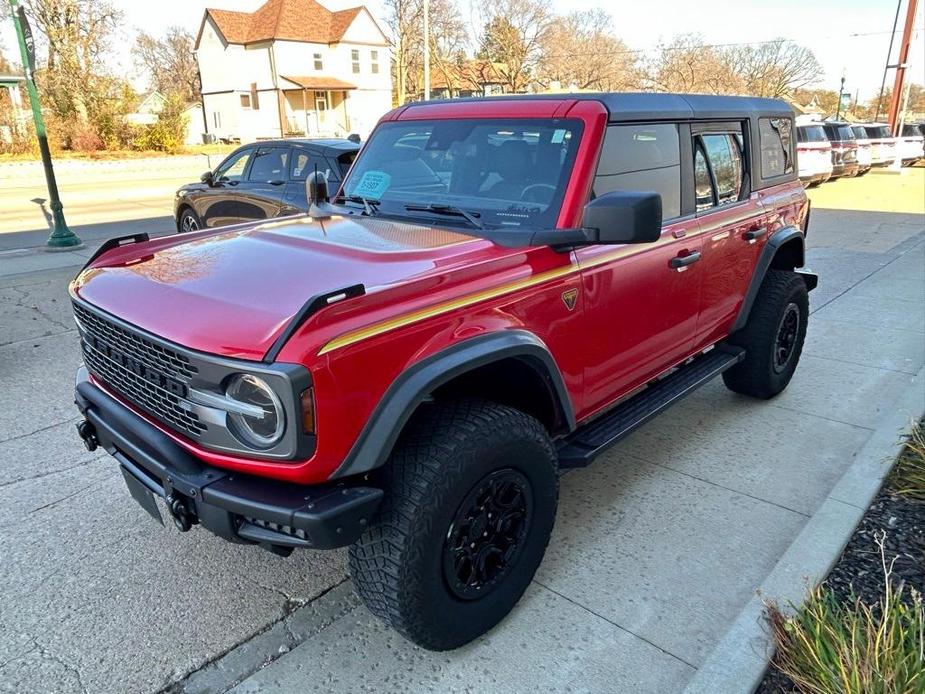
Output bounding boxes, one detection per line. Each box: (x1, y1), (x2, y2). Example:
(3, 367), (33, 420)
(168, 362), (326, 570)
(551, 129), (566, 144)
(353, 170), (391, 199)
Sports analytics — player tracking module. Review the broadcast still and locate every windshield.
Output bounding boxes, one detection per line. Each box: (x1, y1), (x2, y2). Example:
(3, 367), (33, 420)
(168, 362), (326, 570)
(340, 119), (583, 229)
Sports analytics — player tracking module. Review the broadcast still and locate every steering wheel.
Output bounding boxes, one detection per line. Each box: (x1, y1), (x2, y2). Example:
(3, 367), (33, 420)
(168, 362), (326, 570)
(520, 184), (556, 204)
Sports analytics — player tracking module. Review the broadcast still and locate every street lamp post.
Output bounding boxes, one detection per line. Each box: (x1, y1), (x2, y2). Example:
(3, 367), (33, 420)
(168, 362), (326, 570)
(9, 0), (82, 250)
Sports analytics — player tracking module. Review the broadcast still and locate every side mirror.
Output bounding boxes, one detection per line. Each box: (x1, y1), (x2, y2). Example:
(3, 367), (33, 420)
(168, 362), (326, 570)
(306, 170), (330, 218)
(582, 191), (662, 244)
(200, 171), (214, 186)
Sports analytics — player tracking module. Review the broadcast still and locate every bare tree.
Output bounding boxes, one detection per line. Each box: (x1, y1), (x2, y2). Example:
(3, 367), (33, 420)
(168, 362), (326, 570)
(650, 34), (744, 95)
(134, 27), (199, 103)
(726, 39), (822, 98)
(23, 0), (123, 122)
(427, 0), (469, 97)
(477, 0), (551, 93)
(384, 0), (423, 104)
(538, 10), (641, 92)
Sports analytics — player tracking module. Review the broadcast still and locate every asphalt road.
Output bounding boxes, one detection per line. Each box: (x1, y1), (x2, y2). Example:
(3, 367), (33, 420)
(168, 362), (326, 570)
(0, 169), (922, 693)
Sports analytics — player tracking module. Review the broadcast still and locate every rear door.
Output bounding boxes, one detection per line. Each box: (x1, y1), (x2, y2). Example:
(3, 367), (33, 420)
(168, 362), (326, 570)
(283, 147), (337, 214)
(235, 146), (290, 222)
(574, 121), (704, 414)
(690, 123), (767, 347)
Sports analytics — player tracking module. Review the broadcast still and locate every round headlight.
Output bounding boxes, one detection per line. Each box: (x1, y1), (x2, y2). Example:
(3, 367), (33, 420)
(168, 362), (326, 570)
(225, 374), (285, 449)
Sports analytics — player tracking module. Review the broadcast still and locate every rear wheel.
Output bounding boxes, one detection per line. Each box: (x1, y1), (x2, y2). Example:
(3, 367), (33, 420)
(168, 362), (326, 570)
(178, 208), (202, 233)
(348, 399), (558, 650)
(723, 269), (809, 399)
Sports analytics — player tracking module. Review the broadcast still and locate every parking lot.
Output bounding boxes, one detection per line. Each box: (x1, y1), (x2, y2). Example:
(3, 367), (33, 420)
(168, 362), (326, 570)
(0, 168), (923, 693)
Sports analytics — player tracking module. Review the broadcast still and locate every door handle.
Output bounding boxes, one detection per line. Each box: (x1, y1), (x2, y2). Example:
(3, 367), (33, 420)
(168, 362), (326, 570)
(743, 226), (768, 243)
(669, 251), (701, 271)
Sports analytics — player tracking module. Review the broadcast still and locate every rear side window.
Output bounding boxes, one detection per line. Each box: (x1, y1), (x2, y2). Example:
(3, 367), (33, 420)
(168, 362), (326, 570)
(594, 123), (681, 218)
(290, 149), (333, 182)
(852, 127), (867, 140)
(701, 134), (743, 206)
(248, 147), (289, 183)
(758, 117), (793, 178)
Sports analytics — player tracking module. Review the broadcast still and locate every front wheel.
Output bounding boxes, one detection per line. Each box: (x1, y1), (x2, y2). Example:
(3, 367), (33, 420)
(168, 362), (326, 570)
(177, 208), (202, 233)
(723, 269), (809, 399)
(348, 399), (558, 650)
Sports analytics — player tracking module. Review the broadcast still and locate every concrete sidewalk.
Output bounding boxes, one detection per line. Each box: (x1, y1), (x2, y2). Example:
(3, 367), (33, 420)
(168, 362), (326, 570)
(1, 171), (922, 694)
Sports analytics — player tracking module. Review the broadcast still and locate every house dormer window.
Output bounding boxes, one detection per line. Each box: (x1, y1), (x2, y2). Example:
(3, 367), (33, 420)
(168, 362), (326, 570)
(313, 53), (323, 71)
(351, 49), (360, 74)
(240, 93), (252, 109)
(370, 50), (379, 74)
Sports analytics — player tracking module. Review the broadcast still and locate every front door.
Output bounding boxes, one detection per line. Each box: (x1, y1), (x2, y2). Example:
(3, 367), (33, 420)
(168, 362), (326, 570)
(314, 92), (329, 132)
(574, 122), (703, 416)
(198, 146), (254, 227)
(234, 146), (290, 222)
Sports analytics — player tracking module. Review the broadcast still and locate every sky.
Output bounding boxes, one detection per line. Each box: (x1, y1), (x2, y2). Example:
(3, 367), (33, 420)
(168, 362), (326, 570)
(1, 0), (923, 101)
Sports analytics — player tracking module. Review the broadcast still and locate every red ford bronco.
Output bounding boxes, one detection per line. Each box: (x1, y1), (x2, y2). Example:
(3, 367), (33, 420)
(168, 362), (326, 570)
(72, 93), (816, 650)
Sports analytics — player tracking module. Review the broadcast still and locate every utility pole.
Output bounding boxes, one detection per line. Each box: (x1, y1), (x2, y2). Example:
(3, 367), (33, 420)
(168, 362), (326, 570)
(886, 0), (920, 135)
(875, 0), (903, 122)
(9, 0), (82, 249)
(423, 0), (430, 101)
(835, 76), (846, 120)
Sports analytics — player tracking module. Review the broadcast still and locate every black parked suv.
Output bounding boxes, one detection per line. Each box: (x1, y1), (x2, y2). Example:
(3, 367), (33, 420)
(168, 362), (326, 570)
(175, 139), (360, 232)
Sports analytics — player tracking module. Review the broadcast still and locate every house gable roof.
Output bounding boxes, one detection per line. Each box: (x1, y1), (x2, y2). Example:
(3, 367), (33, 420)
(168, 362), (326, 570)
(198, 0), (384, 47)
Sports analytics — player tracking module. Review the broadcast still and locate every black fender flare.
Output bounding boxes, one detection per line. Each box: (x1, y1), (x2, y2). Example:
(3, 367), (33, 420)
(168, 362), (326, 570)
(331, 330), (576, 479)
(731, 226), (816, 332)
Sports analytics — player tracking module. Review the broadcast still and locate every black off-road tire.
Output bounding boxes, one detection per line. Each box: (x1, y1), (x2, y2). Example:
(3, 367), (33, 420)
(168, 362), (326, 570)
(722, 269), (809, 399)
(348, 398), (558, 651)
(177, 207), (202, 233)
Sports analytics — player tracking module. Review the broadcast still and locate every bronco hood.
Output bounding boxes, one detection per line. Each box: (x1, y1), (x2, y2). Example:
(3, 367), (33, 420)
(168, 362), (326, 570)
(72, 216), (485, 360)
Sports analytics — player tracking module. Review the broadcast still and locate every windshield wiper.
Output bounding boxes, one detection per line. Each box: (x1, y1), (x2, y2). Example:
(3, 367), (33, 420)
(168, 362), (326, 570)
(404, 203), (483, 229)
(333, 194), (379, 215)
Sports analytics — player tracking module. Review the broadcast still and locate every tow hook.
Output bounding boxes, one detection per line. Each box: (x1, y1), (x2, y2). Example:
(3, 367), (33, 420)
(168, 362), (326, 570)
(76, 420), (99, 452)
(166, 494), (193, 532)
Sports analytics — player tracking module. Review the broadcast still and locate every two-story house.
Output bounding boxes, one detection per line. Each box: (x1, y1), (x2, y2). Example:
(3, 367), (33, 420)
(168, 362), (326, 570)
(195, 0), (391, 142)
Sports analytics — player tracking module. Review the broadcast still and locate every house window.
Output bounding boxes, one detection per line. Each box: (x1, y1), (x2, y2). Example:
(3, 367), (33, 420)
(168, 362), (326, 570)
(370, 50), (379, 74)
(240, 93), (251, 109)
(351, 49), (360, 74)
(250, 83), (260, 110)
(313, 52), (323, 71)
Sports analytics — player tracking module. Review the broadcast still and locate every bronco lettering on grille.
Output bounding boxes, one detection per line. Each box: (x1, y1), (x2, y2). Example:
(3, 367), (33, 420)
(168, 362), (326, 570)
(88, 334), (188, 398)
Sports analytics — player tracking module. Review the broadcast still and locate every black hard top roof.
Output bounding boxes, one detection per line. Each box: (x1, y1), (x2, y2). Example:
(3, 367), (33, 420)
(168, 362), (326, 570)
(247, 138), (359, 152)
(402, 92), (795, 122)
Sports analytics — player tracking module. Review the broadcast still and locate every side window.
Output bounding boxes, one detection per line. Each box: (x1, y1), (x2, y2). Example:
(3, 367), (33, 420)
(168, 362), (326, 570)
(290, 150), (333, 182)
(694, 146), (714, 212)
(593, 123), (681, 219)
(759, 117), (793, 177)
(701, 134), (742, 205)
(247, 147), (289, 183)
(215, 148), (253, 182)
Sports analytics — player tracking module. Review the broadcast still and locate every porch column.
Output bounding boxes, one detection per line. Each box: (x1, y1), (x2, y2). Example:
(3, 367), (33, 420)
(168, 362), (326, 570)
(343, 90), (351, 132)
(301, 89), (308, 135)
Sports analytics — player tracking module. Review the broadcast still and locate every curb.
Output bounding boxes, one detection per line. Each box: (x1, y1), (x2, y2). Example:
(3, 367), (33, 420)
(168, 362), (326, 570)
(682, 365), (925, 694)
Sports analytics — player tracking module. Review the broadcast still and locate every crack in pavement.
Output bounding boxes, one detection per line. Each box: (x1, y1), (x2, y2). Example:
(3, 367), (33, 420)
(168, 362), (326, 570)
(26, 472), (119, 516)
(0, 456), (106, 490)
(30, 636), (90, 694)
(0, 416), (82, 445)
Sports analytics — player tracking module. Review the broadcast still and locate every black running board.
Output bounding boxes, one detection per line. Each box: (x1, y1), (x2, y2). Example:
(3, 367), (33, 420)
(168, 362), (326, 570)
(556, 345), (745, 468)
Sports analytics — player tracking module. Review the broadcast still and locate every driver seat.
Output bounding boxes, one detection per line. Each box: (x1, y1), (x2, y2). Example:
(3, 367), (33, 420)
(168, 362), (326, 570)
(487, 140), (533, 199)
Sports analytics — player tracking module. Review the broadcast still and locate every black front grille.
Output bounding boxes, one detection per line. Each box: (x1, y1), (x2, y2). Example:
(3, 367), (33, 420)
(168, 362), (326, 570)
(73, 303), (197, 380)
(74, 303), (206, 438)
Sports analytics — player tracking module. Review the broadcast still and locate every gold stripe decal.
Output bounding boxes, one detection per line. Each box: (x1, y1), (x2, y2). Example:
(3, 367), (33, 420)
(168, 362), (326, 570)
(317, 264), (577, 355)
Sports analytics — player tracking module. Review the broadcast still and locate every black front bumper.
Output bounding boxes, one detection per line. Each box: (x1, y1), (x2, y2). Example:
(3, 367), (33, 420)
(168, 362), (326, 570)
(75, 367), (382, 551)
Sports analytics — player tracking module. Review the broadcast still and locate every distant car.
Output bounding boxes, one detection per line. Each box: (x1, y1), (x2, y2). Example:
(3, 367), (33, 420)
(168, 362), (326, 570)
(898, 122), (924, 166)
(822, 122), (859, 179)
(850, 125), (873, 176)
(174, 139), (360, 232)
(796, 122), (834, 186)
(860, 124), (897, 167)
